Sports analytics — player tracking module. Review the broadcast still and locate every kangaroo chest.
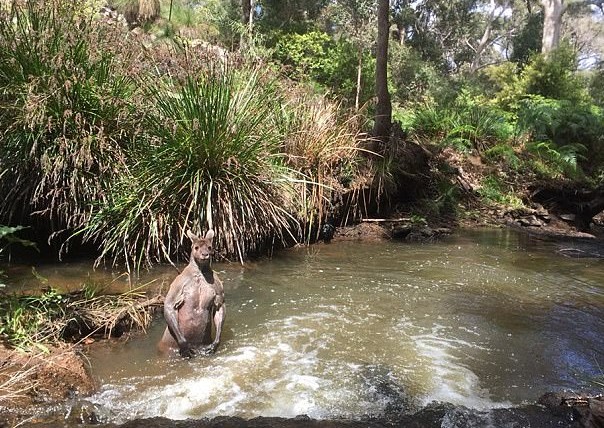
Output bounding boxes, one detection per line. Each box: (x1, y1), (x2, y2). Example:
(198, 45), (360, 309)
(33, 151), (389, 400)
(176, 275), (218, 312)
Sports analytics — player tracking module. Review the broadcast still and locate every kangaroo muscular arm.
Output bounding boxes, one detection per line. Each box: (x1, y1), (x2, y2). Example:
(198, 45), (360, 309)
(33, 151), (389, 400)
(201, 301), (225, 355)
(213, 303), (226, 347)
(163, 277), (188, 347)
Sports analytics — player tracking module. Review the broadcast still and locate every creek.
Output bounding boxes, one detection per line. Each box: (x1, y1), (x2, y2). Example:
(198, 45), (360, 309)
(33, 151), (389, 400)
(6, 229), (604, 425)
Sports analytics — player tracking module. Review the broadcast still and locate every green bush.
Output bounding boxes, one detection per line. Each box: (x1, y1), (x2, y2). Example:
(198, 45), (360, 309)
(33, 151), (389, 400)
(0, 0), (140, 237)
(520, 45), (588, 104)
(82, 66), (301, 267)
(389, 43), (451, 107)
(274, 31), (334, 81)
(273, 31), (375, 106)
(516, 96), (604, 174)
(406, 97), (512, 153)
(483, 144), (522, 170)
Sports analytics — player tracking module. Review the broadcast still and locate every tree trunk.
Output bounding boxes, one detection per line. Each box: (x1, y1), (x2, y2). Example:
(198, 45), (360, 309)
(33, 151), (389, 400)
(470, 0), (502, 72)
(241, 0), (253, 48)
(540, 0), (564, 54)
(373, 0), (392, 144)
(242, 0), (251, 25)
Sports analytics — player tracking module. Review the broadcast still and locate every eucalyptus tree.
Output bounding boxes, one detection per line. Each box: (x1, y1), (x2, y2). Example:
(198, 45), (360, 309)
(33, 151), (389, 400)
(539, 0), (604, 54)
(467, 0), (515, 71)
(373, 0), (391, 142)
(322, 0), (376, 110)
(541, 0), (565, 53)
(254, 0), (329, 33)
(392, 0), (504, 72)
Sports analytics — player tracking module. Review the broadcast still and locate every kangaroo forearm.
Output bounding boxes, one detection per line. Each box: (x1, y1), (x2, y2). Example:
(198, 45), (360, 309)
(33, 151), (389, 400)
(164, 307), (186, 344)
(213, 304), (226, 344)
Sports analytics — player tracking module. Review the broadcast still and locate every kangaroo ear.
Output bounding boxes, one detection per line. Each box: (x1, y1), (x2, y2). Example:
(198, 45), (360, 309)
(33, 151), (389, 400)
(204, 229), (215, 241)
(187, 230), (200, 241)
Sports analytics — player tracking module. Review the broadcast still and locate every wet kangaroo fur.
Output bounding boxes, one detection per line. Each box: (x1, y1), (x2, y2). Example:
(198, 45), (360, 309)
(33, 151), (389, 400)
(158, 229), (225, 358)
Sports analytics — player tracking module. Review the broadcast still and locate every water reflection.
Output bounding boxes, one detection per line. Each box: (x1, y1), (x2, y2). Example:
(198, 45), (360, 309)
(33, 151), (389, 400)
(7, 229), (604, 422)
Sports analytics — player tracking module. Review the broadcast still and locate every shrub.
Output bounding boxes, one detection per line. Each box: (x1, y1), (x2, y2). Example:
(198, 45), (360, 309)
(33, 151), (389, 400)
(0, 0), (140, 241)
(516, 96), (604, 174)
(274, 31), (334, 81)
(406, 100), (512, 153)
(519, 45), (588, 104)
(389, 43), (451, 107)
(483, 144), (522, 170)
(82, 66), (301, 267)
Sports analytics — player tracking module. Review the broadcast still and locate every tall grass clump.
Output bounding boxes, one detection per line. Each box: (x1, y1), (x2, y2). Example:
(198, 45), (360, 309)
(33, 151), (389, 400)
(0, 0), (140, 243)
(278, 93), (369, 241)
(83, 66), (301, 267)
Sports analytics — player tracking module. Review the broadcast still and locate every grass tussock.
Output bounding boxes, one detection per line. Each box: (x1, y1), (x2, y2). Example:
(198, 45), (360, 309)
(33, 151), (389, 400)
(0, 0), (142, 242)
(83, 66), (302, 267)
(279, 94), (371, 240)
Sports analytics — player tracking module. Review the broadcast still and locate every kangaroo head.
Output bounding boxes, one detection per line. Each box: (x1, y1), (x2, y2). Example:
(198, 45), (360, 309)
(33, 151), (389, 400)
(187, 229), (215, 267)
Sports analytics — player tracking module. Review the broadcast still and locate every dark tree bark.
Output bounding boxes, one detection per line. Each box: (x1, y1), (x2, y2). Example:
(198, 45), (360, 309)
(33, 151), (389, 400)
(241, 0), (253, 48)
(242, 0), (251, 27)
(373, 0), (392, 144)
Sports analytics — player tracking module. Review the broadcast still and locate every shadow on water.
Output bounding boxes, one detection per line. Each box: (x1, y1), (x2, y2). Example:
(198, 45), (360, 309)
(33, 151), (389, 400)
(6, 228), (604, 426)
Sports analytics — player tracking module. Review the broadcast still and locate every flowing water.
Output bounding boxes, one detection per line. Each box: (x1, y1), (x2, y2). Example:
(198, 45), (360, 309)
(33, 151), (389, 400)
(7, 229), (604, 424)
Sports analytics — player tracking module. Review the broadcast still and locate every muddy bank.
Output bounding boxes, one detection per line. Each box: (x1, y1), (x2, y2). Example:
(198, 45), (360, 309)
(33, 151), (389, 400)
(0, 343), (95, 425)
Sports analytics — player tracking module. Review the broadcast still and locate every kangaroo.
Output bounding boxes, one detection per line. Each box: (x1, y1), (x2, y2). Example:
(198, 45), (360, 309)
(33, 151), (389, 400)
(158, 229), (225, 358)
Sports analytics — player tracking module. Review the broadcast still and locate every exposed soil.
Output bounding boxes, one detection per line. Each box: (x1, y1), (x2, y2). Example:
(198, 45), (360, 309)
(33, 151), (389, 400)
(0, 343), (95, 426)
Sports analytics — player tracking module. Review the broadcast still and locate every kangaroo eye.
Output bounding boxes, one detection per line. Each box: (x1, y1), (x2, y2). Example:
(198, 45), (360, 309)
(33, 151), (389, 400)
(194, 246), (199, 250)
(208, 246), (212, 251)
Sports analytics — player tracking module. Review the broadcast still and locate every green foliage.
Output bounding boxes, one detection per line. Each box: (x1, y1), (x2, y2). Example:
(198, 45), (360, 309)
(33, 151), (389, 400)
(405, 97), (513, 153)
(389, 43), (451, 106)
(483, 46), (588, 110)
(588, 66), (604, 107)
(273, 31), (375, 106)
(481, 62), (523, 109)
(526, 141), (587, 179)
(0, 287), (64, 352)
(478, 175), (523, 208)
(516, 96), (603, 173)
(0, 0), (139, 235)
(510, 11), (543, 67)
(520, 45), (588, 103)
(483, 144), (521, 170)
(82, 66), (301, 267)
(0, 283), (155, 352)
(274, 31), (334, 80)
